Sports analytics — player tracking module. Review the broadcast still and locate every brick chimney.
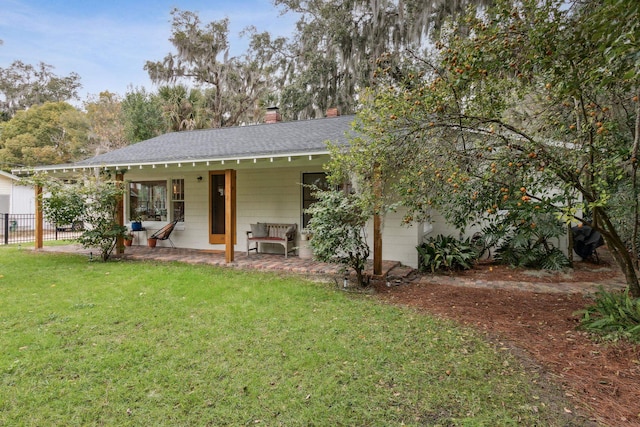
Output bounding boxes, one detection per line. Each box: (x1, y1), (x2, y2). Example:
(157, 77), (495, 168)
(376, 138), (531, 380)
(265, 106), (282, 124)
(326, 107), (340, 118)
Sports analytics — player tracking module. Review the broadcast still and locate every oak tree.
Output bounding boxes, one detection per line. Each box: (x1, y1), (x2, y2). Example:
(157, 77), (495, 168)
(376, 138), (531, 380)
(275, 0), (491, 119)
(85, 91), (128, 155)
(145, 9), (286, 127)
(0, 61), (81, 120)
(330, 0), (640, 296)
(0, 102), (89, 170)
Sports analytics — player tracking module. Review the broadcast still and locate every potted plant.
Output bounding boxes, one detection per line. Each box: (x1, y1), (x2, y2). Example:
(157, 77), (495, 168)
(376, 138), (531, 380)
(147, 237), (157, 248)
(123, 233), (134, 247)
(131, 216), (143, 231)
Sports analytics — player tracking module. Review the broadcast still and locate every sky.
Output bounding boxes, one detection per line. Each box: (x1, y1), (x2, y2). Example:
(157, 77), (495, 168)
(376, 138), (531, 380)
(0, 0), (298, 104)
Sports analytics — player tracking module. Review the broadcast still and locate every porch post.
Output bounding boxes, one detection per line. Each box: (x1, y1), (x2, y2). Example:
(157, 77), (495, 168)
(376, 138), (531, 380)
(115, 172), (124, 254)
(373, 163), (382, 276)
(224, 169), (236, 263)
(373, 214), (382, 275)
(35, 184), (43, 249)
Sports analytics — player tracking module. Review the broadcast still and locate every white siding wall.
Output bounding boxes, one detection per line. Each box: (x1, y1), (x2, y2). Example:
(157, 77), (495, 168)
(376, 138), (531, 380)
(0, 175), (11, 213)
(122, 160), (325, 252)
(0, 175), (11, 194)
(238, 168), (302, 226)
(10, 184), (34, 214)
(0, 174), (34, 214)
(370, 208), (422, 269)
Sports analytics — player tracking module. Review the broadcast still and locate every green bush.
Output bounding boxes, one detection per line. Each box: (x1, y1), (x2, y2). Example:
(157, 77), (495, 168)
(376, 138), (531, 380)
(577, 288), (640, 343)
(36, 174), (127, 261)
(481, 212), (570, 270)
(307, 189), (370, 286)
(417, 234), (479, 273)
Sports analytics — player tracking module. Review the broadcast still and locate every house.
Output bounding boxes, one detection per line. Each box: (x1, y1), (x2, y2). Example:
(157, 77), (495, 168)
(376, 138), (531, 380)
(0, 170), (34, 214)
(14, 109), (444, 269)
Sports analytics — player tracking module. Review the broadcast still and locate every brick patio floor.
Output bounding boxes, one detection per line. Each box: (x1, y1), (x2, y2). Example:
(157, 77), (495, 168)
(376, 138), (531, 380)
(38, 244), (404, 281)
(35, 244), (627, 294)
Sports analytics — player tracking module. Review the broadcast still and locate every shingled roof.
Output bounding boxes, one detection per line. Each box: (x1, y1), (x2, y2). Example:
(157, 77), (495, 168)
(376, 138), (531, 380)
(74, 115), (356, 167)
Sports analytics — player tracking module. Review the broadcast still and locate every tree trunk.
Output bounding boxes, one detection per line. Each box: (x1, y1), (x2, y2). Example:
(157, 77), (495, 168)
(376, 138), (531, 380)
(355, 268), (364, 288)
(606, 235), (640, 297)
(630, 89), (640, 268)
(597, 209), (640, 297)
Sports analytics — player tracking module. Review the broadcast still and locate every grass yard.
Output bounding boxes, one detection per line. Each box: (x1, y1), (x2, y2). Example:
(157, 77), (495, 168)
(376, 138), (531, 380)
(1, 247), (567, 426)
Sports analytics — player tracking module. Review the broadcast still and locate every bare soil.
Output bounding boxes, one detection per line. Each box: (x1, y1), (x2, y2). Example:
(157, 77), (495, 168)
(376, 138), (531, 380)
(374, 255), (640, 426)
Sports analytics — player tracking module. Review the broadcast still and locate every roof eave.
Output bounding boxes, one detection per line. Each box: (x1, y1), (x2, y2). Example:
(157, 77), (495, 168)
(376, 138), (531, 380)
(13, 150), (333, 175)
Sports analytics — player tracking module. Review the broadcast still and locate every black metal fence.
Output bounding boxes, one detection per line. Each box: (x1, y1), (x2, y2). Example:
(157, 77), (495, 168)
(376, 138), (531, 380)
(1, 213), (83, 245)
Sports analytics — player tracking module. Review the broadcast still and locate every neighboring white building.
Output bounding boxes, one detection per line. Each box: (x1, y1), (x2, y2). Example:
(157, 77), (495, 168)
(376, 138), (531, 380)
(0, 170), (34, 215)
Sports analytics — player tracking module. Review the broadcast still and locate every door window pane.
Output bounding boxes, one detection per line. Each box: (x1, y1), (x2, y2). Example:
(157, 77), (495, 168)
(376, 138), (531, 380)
(210, 174), (225, 235)
(302, 173), (330, 229)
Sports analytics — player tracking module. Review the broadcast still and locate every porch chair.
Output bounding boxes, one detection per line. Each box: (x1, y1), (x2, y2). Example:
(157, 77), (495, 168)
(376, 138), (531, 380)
(149, 219), (180, 248)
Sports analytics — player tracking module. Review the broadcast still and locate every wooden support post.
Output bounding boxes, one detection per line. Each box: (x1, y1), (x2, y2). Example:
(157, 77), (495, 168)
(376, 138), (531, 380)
(35, 184), (43, 249)
(225, 169), (237, 263)
(373, 163), (382, 276)
(373, 213), (382, 276)
(115, 173), (124, 254)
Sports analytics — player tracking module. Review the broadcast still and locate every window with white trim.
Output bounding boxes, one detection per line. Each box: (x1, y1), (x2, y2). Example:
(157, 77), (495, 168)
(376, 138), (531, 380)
(128, 179), (184, 222)
(172, 179), (184, 221)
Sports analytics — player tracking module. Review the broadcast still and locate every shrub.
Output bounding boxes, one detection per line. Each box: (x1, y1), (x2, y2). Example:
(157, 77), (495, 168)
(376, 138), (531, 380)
(75, 178), (128, 261)
(307, 189), (371, 287)
(481, 212), (570, 270)
(577, 288), (640, 343)
(417, 235), (479, 273)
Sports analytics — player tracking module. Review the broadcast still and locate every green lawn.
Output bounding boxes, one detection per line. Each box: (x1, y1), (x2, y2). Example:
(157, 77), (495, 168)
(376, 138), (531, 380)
(1, 247), (568, 426)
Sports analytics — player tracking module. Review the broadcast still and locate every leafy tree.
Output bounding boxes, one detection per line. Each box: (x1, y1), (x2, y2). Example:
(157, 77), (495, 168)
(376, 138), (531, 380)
(40, 178), (85, 230)
(584, 0), (640, 264)
(120, 87), (164, 143)
(145, 9), (286, 127)
(329, 0), (640, 296)
(84, 91), (127, 155)
(0, 61), (81, 120)
(0, 102), (89, 170)
(275, 0), (491, 119)
(34, 174), (127, 261)
(75, 177), (127, 261)
(306, 189), (371, 287)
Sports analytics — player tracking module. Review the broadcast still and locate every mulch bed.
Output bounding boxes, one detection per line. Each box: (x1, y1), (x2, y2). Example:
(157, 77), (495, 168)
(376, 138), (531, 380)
(373, 257), (640, 426)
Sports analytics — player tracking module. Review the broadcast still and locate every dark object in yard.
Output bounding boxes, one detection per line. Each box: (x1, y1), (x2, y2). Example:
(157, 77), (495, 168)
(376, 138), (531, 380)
(149, 219), (180, 248)
(56, 221), (84, 232)
(571, 225), (604, 260)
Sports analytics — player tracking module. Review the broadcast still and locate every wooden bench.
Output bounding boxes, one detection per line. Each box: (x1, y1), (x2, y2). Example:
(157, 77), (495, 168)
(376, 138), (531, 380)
(246, 223), (297, 258)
